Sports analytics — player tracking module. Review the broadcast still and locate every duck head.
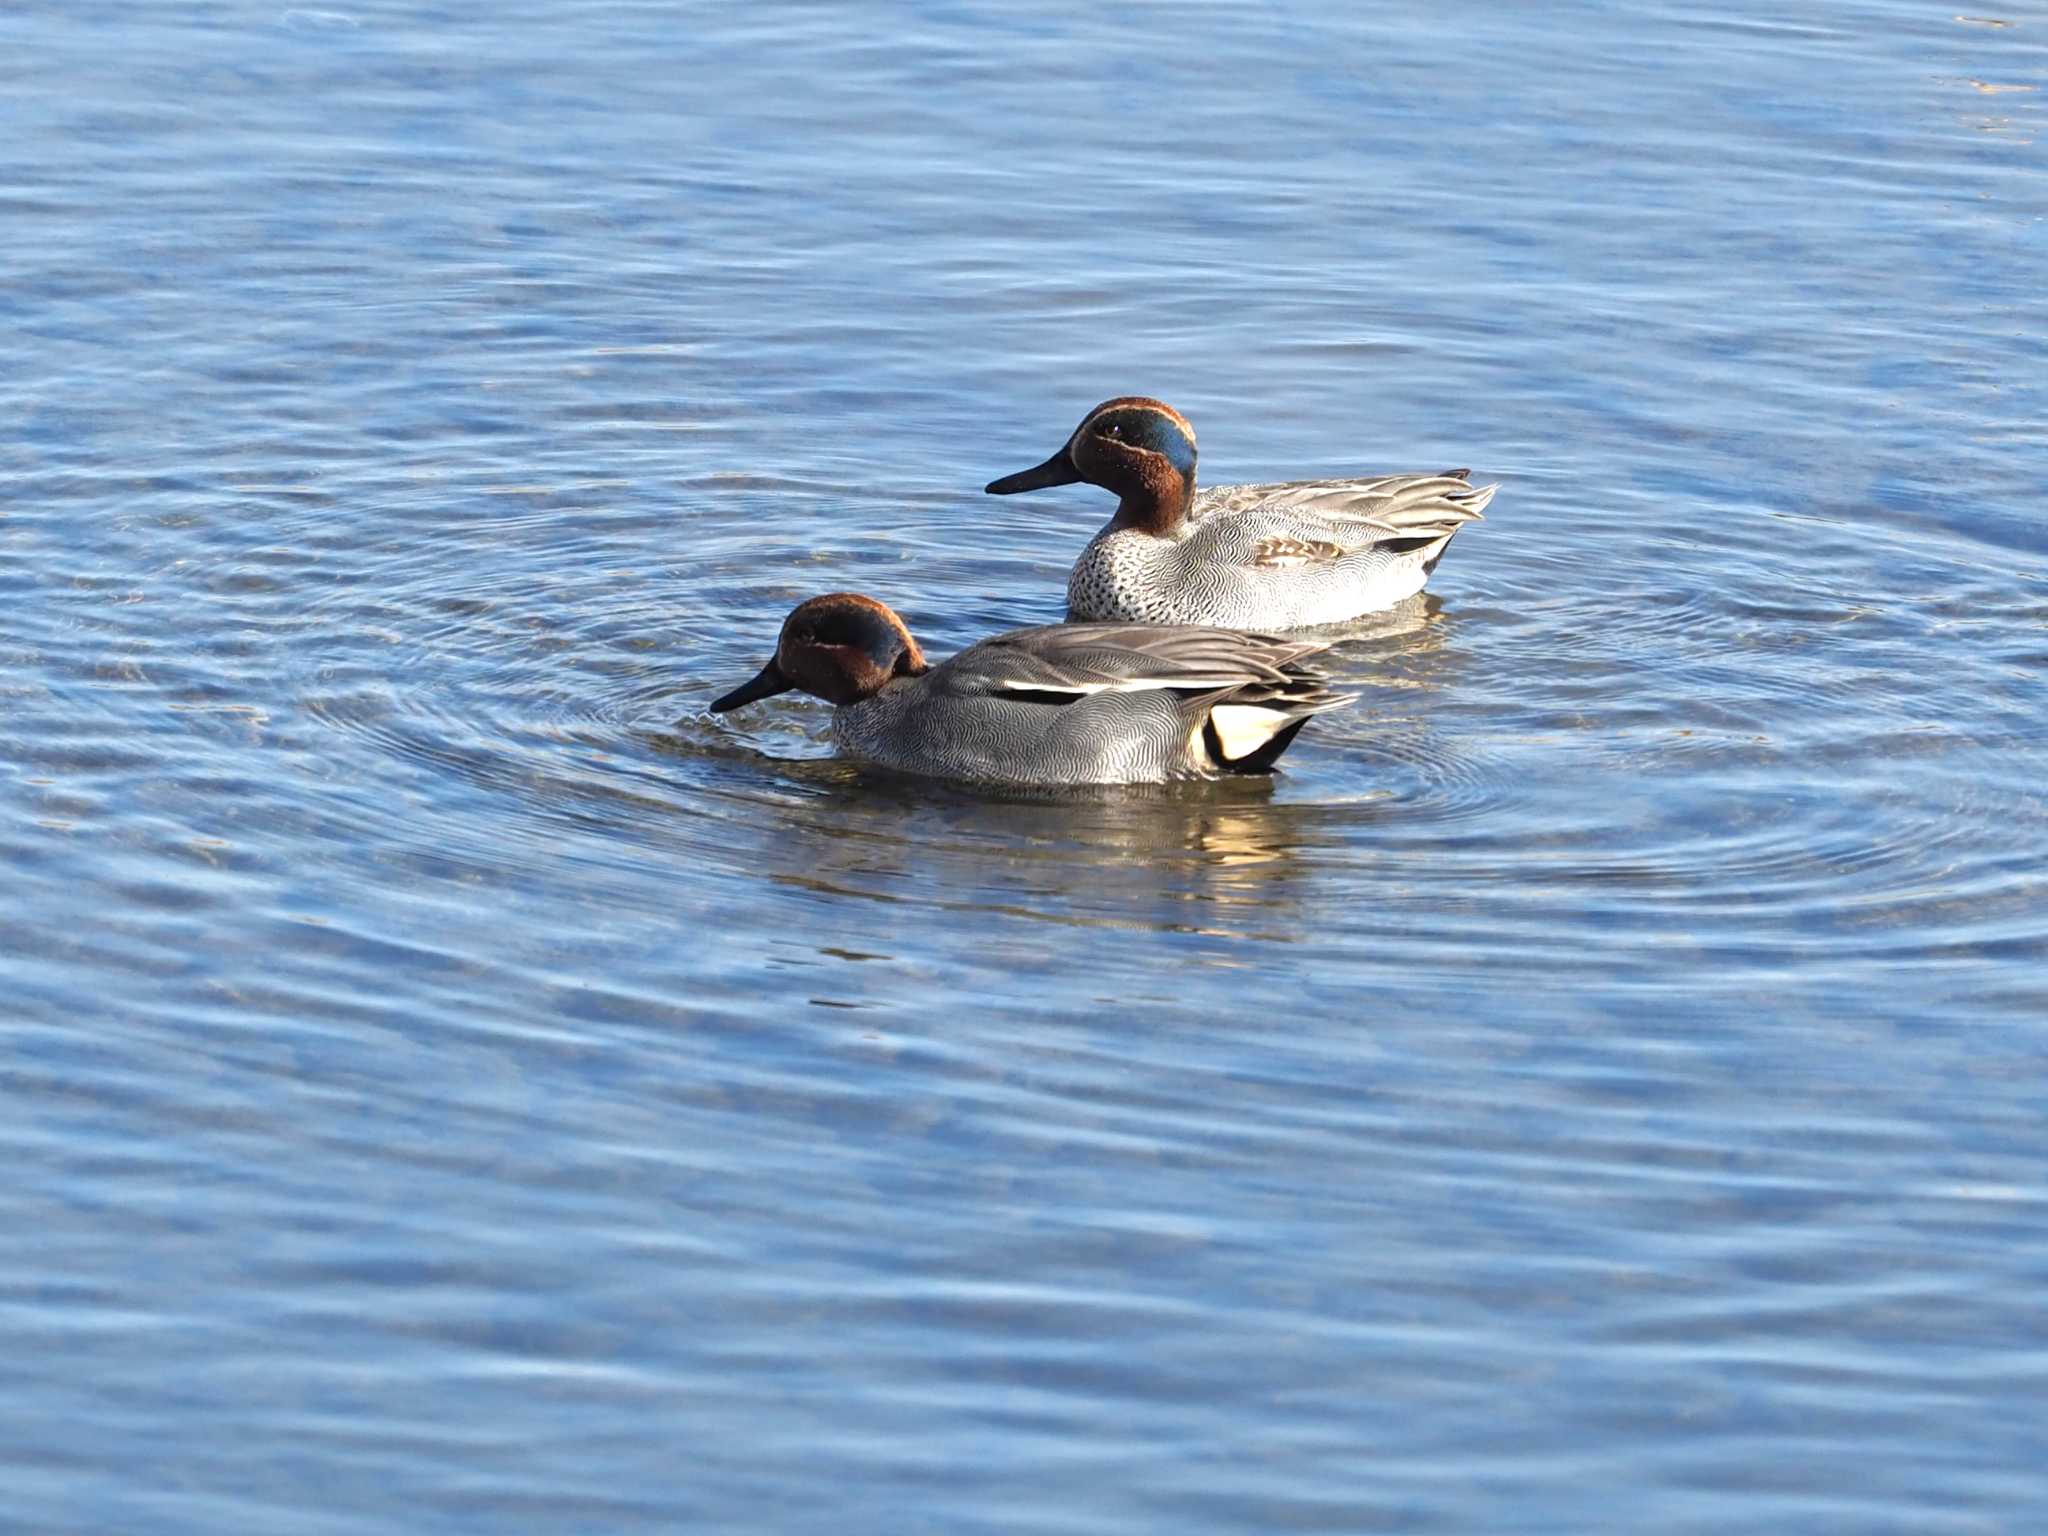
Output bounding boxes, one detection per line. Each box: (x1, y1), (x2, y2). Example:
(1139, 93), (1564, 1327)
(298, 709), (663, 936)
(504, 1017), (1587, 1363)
(984, 397), (1198, 534)
(710, 593), (929, 713)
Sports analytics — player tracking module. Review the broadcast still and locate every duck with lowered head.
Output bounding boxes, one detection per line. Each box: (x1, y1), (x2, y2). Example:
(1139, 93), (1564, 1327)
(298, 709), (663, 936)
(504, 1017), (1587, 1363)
(710, 592), (1353, 786)
(986, 396), (1495, 629)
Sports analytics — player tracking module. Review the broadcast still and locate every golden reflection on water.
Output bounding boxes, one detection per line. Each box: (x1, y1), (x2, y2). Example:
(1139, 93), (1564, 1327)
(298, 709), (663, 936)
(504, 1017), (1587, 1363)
(750, 774), (1346, 943)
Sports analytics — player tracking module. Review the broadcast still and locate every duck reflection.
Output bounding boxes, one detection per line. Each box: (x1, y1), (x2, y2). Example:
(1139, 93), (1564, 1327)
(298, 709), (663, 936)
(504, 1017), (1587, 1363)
(1305, 590), (1454, 684)
(760, 776), (1320, 940)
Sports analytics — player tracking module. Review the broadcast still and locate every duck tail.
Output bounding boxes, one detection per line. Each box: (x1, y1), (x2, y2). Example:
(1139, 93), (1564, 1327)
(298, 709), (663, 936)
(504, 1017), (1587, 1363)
(1199, 658), (1356, 774)
(1373, 477), (1496, 534)
(1361, 477), (1496, 566)
(1205, 711), (1316, 773)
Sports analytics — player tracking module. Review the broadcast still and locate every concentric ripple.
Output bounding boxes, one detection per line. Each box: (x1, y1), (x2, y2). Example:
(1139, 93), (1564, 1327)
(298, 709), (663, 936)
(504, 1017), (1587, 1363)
(6, 3), (2048, 1535)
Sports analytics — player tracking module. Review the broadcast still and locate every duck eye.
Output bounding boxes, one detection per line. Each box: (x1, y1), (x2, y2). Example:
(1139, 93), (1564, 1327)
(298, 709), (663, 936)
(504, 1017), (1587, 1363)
(1103, 421), (1123, 439)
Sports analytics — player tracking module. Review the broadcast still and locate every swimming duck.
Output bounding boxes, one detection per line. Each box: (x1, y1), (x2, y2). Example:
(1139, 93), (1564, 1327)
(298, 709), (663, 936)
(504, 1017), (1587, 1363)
(986, 397), (1496, 628)
(709, 592), (1353, 785)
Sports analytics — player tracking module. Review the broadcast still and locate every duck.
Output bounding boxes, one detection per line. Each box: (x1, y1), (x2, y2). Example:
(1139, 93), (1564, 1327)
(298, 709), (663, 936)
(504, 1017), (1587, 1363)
(709, 592), (1354, 786)
(985, 396), (1495, 629)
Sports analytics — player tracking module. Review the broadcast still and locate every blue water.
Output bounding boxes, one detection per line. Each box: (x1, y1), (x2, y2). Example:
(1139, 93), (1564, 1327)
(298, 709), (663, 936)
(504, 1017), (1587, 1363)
(4, 2), (2046, 1530)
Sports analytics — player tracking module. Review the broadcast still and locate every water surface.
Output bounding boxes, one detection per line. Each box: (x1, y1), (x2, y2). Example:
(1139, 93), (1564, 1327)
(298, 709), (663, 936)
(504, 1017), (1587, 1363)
(3, 2), (2046, 1530)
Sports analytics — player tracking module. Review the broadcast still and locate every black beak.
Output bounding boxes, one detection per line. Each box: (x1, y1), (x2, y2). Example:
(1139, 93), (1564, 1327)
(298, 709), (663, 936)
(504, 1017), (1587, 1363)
(985, 449), (1083, 496)
(710, 659), (792, 713)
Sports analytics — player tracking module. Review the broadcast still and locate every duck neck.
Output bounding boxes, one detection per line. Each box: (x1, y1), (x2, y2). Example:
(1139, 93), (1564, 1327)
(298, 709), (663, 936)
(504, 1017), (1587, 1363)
(1108, 465), (1194, 536)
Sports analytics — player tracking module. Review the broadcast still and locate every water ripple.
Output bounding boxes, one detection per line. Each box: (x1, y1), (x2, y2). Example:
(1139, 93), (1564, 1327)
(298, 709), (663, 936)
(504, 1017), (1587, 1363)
(4, 2), (2047, 1533)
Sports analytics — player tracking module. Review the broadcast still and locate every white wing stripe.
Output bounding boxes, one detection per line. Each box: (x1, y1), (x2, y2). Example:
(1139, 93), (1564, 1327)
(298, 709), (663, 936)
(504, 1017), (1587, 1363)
(989, 676), (1248, 696)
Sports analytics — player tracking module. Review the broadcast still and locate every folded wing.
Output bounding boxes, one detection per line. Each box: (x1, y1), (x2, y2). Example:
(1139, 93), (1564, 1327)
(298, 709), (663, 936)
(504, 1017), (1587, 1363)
(951, 624), (1354, 773)
(1201, 474), (1496, 568)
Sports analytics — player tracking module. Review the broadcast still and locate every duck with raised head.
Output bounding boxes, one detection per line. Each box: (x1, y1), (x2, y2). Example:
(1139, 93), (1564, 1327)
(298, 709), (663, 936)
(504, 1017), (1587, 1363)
(985, 397), (1496, 629)
(709, 592), (1354, 786)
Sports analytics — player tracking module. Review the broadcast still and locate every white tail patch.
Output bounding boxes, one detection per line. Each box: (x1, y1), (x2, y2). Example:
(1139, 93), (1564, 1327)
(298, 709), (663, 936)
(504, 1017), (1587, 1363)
(1208, 704), (1292, 761)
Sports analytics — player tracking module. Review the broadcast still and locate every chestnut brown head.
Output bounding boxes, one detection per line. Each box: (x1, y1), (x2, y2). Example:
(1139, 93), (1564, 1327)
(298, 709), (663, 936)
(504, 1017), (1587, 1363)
(984, 397), (1199, 531)
(710, 593), (929, 713)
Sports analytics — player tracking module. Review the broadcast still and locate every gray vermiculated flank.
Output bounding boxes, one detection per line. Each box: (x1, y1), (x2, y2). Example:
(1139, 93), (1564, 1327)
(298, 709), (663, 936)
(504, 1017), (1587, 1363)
(1067, 475), (1497, 627)
(828, 623), (1352, 785)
